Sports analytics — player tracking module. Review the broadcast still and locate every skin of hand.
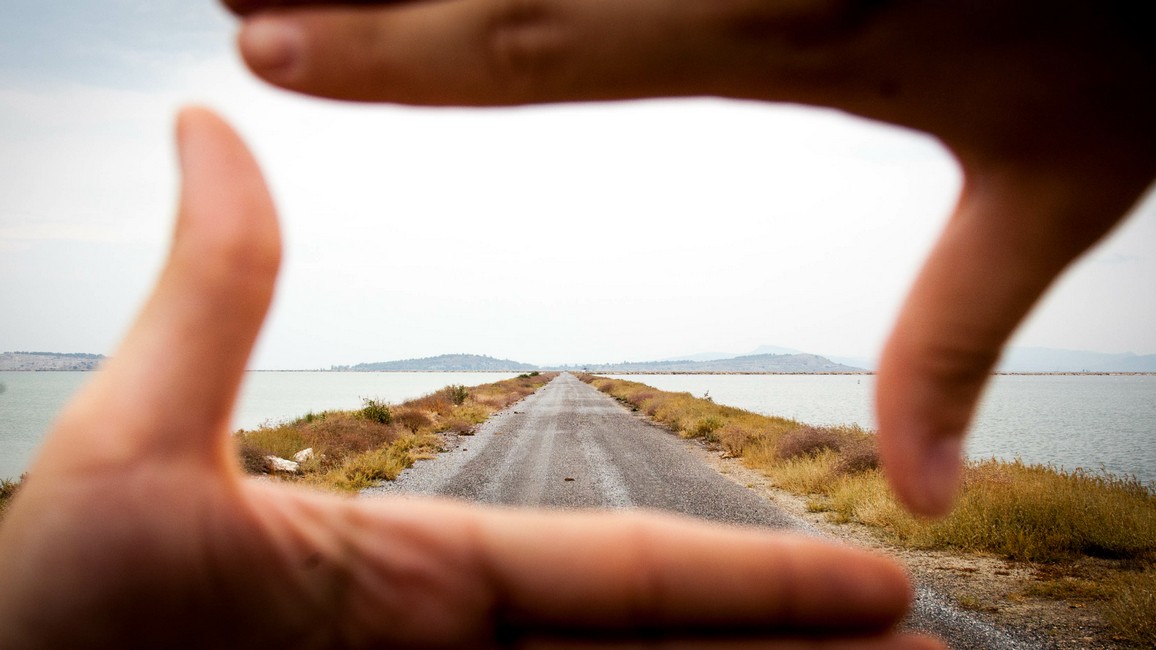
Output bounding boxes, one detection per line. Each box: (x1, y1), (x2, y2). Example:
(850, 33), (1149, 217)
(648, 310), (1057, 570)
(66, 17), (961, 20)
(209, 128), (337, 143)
(0, 107), (940, 649)
(220, 0), (1156, 517)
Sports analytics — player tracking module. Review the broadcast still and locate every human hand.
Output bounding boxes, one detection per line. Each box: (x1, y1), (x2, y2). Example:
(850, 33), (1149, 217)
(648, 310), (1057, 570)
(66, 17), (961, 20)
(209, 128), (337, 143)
(0, 107), (936, 648)
(221, 0), (1156, 517)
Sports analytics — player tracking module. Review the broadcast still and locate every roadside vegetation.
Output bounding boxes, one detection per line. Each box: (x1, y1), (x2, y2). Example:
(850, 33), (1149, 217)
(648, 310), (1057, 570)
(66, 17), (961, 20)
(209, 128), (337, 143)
(580, 374), (1156, 648)
(0, 374), (555, 518)
(0, 476), (22, 519)
(235, 373), (556, 492)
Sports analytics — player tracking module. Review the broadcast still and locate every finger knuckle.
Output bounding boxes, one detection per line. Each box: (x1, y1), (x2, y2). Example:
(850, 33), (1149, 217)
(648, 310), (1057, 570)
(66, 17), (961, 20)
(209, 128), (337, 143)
(482, 0), (567, 100)
(914, 337), (1001, 405)
(718, 0), (882, 42)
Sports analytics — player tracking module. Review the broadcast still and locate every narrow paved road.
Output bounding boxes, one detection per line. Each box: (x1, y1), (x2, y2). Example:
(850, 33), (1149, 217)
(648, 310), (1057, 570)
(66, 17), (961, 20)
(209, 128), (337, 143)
(366, 373), (1037, 650)
(370, 372), (799, 527)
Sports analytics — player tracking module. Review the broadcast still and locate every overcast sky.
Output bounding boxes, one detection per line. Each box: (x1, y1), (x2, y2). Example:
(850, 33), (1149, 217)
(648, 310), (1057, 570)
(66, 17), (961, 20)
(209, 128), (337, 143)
(2, 0), (1154, 369)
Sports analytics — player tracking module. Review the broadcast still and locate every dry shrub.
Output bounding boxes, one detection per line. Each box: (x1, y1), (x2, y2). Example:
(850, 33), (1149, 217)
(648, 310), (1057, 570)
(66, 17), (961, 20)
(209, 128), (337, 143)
(439, 415), (476, 435)
(406, 391), (454, 416)
(777, 426), (842, 460)
(833, 437), (881, 475)
(631, 390), (657, 405)
(393, 407), (433, 433)
(304, 414), (399, 459)
(717, 422), (758, 457)
(470, 374), (552, 411)
(236, 442), (273, 474)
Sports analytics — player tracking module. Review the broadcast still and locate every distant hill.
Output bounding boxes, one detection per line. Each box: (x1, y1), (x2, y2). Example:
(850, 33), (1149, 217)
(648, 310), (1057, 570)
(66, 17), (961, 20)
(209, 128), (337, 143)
(997, 347), (1156, 373)
(338, 354), (538, 372)
(658, 343), (1156, 373)
(0, 351), (106, 371)
(329, 346), (1156, 374)
(569, 353), (864, 374)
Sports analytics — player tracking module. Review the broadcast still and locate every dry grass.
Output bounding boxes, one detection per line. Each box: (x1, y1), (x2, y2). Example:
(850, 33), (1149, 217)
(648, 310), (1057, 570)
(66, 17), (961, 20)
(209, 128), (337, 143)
(583, 375), (799, 450)
(0, 476), (23, 519)
(911, 461), (1156, 562)
(776, 426), (843, 459)
(235, 373), (556, 492)
(1102, 569), (1156, 648)
(579, 374), (1156, 643)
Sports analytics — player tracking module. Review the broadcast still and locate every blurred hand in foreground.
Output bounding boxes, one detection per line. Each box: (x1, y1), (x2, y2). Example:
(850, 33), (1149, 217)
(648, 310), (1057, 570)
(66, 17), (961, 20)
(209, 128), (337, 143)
(0, 107), (938, 649)
(220, 0), (1156, 517)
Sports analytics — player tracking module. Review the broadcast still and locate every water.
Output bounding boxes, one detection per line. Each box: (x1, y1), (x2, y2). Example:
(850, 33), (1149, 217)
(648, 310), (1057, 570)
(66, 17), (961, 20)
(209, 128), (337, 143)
(3, 371), (1153, 486)
(0, 372), (89, 482)
(608, 374), (1156, 486)
(0, 371), (517, 481)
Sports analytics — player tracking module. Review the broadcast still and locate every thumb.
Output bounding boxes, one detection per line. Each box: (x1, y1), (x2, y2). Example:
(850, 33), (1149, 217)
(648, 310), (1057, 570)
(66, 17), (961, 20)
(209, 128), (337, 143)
(41, 107), (281, 473)
(877, 155), (1154, 518)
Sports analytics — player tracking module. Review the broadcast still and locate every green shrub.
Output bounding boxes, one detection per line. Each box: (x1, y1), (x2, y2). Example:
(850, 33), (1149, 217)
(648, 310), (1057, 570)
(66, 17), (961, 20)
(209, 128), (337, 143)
(360, 398), (393, 425)
(443, 384), (469, 406)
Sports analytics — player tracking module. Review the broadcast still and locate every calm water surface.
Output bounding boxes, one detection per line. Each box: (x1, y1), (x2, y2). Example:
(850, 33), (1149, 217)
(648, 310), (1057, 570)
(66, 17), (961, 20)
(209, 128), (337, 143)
(609, 374), (1156, 486)
(3, 371), (1153, 486)
(0, 371), (516, 481)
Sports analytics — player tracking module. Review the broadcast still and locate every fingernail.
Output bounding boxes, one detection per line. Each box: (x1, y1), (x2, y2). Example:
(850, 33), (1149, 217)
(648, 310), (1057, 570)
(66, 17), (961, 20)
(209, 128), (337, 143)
(240, 17), (303, 76)
(918, 437), (963, 517)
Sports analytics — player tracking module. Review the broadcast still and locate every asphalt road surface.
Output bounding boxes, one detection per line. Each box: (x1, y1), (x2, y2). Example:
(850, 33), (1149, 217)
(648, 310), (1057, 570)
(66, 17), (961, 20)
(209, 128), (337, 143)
(366, 373), (1039, 649)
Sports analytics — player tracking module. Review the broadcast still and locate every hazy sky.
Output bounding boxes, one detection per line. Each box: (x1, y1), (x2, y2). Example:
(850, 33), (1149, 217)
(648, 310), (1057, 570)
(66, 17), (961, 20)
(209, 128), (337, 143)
(2, 1), (1154, 369)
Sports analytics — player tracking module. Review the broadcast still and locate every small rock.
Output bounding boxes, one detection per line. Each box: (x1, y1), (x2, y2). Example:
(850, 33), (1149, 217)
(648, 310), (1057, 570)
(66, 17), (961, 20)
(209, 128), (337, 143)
(564, 477), (575, 482)
(266, 456), (300, 473)
(293, 448), (315, 463)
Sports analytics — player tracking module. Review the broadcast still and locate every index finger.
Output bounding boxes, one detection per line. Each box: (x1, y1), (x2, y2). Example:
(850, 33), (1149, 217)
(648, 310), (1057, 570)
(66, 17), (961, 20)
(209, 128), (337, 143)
(354, 501), (917, 638)
(228, 0), (845, 105)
